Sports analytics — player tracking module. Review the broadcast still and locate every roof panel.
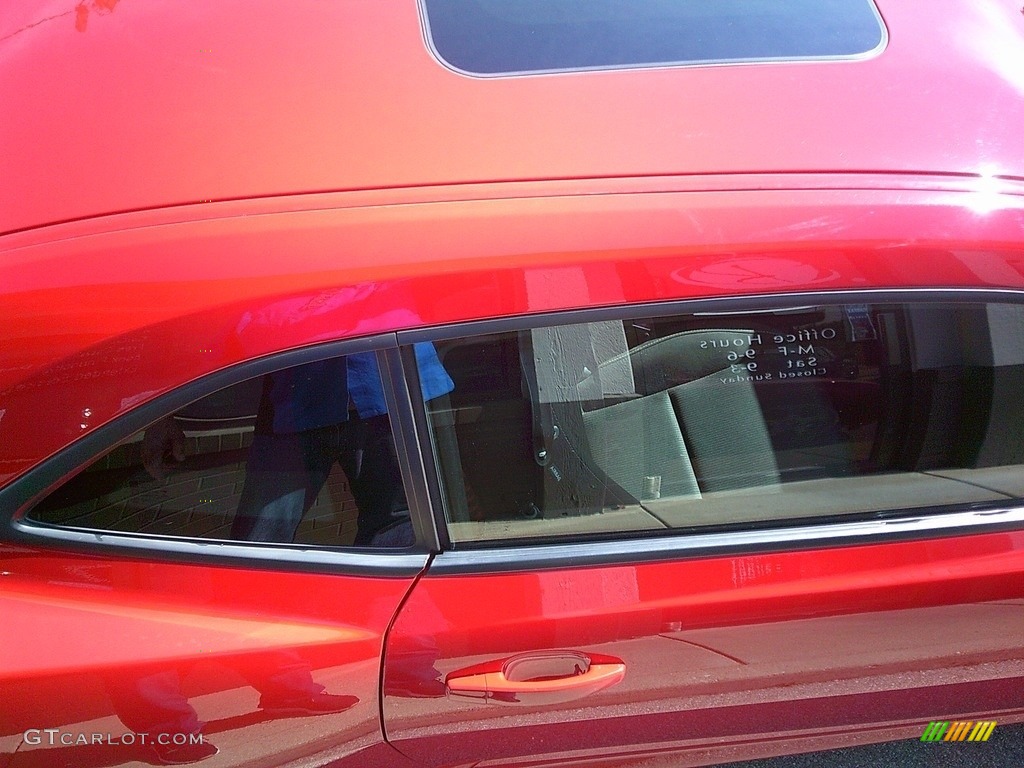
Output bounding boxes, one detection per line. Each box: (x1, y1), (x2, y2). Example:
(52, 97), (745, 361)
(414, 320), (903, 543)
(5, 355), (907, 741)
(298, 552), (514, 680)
(2, 0), (1023, 235)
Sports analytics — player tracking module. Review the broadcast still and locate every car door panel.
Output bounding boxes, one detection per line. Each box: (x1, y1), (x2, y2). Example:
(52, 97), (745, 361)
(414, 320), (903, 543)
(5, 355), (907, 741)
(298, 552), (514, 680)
(0, 545), (424, 768)
(382, 531), (1024, 767)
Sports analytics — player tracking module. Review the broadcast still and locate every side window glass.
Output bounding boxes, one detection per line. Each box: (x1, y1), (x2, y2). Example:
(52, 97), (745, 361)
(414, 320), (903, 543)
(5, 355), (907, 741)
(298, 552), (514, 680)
(27, 346), (453, 548)
(420, 301), (1024, 543)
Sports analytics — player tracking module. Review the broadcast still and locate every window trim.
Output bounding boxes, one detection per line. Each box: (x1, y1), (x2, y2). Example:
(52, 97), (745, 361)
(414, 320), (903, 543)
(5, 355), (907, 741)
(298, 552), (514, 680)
(427, 507), (1024, 575)
(399, 288), (1024, 345)
(379, 345), (445, 553)
(399, 287), (1024, 568)
(8, 288), (1024, 575)
(1, 332), (431, 577)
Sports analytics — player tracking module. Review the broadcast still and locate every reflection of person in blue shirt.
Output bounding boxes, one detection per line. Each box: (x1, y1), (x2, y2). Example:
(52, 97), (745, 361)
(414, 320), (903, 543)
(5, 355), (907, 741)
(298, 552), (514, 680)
(229, 345), (453, 545)
(126, 351), (448, 755)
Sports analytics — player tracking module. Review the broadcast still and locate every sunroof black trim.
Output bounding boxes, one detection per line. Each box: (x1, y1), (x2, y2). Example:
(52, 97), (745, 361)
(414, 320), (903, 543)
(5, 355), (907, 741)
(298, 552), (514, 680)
(420, 0), (887, 78)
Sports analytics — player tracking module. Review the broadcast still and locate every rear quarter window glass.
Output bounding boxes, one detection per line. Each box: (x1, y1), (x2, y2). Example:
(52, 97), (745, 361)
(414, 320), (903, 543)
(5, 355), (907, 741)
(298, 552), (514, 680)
(421, 0), (886, 76)
(25, 345), (453, 549)
(418, 300), (1024, 544)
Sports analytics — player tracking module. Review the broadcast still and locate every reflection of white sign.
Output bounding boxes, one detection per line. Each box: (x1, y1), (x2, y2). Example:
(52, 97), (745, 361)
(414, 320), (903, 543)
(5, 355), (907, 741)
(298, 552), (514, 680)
(674, 258), (839, 288)
(708, 327), (834, 384)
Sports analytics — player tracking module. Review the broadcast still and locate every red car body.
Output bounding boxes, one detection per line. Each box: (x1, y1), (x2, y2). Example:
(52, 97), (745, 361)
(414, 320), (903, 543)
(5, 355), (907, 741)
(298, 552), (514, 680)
(2, 1), (1024, 766)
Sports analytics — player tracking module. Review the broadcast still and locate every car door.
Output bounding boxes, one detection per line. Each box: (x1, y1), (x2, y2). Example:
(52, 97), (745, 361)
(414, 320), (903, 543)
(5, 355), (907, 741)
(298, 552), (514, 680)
(0, 340), (434, 768)
(382, 295), (1024, 767)
(1, 546), (422, 768)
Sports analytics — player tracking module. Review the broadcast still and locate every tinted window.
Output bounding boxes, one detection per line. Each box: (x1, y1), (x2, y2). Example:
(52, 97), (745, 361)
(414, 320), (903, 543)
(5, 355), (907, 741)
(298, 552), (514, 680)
(28, 346), (454, 548)
(420, 301), (1024, 543)
(422, 0), (885, 76)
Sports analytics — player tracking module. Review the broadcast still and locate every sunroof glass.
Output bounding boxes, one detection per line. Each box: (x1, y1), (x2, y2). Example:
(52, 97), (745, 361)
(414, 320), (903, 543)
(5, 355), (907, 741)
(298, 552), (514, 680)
(421, 0), (886, 76)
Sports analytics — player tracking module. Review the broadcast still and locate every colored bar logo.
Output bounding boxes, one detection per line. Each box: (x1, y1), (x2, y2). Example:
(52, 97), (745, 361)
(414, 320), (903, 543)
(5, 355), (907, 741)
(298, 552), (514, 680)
(920, 721), (997, 742)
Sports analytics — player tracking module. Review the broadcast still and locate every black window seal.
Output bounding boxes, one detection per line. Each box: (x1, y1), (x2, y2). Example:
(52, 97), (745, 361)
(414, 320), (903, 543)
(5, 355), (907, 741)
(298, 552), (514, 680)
(398, 288), (1024, 345)
(1, 332), (430, 578)
(396, 287), (1024, 573)
(396, 343), (455, 552)
(377, 346), (445, 553)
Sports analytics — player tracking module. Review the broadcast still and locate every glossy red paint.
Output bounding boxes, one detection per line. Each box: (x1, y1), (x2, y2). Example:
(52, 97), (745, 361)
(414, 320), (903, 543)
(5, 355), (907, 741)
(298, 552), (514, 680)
(384, 530), (1024, 766)
(3, 1), (1024, 766)
(3, 2), (1024, 236)
(3, 180), (1024, 484)
(0, 542), (422, 767)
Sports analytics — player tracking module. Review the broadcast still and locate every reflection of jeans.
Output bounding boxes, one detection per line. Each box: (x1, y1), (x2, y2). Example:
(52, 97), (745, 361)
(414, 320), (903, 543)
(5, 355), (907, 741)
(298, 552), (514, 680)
(106, 668), (204, 738)
(106, 652), (326, 737)
(230, 414), (406, 545)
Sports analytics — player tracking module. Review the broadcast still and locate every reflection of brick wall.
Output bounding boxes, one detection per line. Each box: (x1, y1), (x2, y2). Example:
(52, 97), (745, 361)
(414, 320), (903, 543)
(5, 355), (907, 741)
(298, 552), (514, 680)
(46, 428), (360, 546)
(94, 428), (253, 471)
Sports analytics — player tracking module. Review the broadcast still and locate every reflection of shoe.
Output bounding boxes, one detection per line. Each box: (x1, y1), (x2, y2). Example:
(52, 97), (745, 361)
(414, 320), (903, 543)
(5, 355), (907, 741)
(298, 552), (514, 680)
(259, 691), (359, 715)
(146, 739), (218, 765)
